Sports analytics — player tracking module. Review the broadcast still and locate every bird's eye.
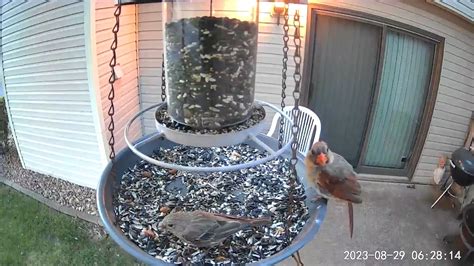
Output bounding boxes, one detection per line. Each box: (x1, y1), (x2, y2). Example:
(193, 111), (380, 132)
(168, 224), (174, 228)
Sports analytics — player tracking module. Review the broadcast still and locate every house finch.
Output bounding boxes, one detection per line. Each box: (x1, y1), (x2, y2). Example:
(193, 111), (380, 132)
(305, 141), (362, 238)
(159, 210), (272, 247)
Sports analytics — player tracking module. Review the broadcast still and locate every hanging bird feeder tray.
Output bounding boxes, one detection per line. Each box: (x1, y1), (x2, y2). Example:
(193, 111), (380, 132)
(98, 134), (327, 265)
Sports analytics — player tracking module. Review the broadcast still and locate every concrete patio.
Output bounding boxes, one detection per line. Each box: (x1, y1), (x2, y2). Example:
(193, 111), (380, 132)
(280, 181), (463, 266)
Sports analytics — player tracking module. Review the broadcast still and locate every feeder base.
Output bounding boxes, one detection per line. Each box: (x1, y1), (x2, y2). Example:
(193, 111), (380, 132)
(98, 135), (327, 265)
(155, 102), (266, 147)
(125, 100), (294, 172)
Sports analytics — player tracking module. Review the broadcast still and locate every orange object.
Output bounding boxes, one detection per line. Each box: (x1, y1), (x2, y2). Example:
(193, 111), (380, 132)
(272, 1), (287, 25)
(273, 1), (286, 13)
(316, 153), (327, 166)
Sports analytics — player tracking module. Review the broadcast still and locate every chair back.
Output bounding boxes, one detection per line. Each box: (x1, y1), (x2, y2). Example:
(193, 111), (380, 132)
(267, 106), (321, 155)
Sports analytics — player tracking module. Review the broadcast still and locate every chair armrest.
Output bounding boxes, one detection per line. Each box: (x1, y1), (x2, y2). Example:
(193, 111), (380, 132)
(266, 112), (282, 137)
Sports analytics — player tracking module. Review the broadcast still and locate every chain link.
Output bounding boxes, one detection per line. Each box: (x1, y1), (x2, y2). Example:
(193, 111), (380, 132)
(107, 2), (121, 160)
(278, 4), (289, 149)
(161, 53), (166, 102)
(290, 9), (302, 176)
(289, 8), (304, 266)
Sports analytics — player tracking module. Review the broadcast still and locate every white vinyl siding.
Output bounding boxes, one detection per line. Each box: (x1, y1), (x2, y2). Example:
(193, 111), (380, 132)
(0, 1), (106, 188)
(255, 3), (307, 126)
(94, 0), (142, 151)
(137, 3), (162, 134)
(428, 0), (474, 23)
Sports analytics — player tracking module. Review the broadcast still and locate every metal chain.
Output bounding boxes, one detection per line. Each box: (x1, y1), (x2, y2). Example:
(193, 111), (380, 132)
(107, 2), (121, 160)
(290, 8), (304, 266)
(161, 53), (166, 102)
(278, 3), (289, 149)
(290, 9), (302, 177)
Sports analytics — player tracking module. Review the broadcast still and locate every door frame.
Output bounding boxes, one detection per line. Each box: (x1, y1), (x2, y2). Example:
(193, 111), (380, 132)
(301, 4), (445, 179)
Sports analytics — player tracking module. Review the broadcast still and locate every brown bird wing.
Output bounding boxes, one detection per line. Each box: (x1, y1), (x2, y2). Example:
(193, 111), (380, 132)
(208, 220), (246, 241)
(211, 212), (271, 226)
(181, 213), (247, 246)
(180, 216), (217, 245)
(318, 153), (362, 204)
(200, 212), (254, 240)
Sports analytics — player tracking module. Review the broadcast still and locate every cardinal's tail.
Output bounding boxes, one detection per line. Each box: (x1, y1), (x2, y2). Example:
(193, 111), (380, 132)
(348, 202), (354, 238)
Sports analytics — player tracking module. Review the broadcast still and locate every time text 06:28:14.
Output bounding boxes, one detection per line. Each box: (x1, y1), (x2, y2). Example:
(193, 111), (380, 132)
(344, 250), (461, 261)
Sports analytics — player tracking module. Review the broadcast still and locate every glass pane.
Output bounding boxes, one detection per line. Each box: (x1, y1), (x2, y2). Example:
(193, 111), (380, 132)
(308, 15), (381, 166)
(363, 30), (434, 168)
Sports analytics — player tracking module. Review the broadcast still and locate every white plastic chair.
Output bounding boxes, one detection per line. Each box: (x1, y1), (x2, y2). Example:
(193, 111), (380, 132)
(267, 106), (322, 155)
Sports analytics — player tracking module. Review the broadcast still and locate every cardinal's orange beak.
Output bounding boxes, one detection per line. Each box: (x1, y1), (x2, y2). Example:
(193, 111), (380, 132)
(315, 153), (327, 166)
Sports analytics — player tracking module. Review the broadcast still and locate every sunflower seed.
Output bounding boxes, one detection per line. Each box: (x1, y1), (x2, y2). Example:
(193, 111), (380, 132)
(115, 144), (309, 264)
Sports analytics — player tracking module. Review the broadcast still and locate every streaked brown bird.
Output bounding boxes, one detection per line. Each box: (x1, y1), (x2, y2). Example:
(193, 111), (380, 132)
(159, 210), (272, 247)
(305, 141), (362, 238)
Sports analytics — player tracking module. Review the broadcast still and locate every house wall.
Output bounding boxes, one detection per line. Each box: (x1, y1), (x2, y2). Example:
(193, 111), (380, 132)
(0, 1), (108, 188)
(2, 1), (467, 187)
(94, 0), (142, 152)
(135, 1), (473, 184)
(254, 3), (307, 127)
(137, 3), (162, 134)
(308, 0), (474, 183)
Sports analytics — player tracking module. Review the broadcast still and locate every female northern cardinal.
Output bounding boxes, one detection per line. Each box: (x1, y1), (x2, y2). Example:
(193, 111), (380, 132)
(305, 141), (363, 238)
(159, 210), (271, 247)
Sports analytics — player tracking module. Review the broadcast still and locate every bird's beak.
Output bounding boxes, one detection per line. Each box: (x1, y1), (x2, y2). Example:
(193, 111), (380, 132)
(315, 153), (328, 166)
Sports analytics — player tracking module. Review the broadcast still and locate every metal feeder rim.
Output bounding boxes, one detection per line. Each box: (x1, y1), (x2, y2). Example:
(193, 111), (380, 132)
(97, 138), (328, 266)
(124, 100), (294, 172)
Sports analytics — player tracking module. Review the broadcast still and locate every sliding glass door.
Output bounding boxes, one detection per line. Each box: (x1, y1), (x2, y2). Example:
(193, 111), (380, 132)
(363, 31), (435, 169)
(307, 15), (381, 166)
(305, 10), (438, 176)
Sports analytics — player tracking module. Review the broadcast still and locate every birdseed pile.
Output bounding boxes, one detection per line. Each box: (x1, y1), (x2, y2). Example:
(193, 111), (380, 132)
(115, 144), (309, 264)
(165, 16), (258, 129)
(155, 104), (265, 135)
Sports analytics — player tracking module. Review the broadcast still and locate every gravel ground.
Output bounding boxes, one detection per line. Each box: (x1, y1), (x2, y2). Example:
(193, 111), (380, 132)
(2, 146), (98, 216)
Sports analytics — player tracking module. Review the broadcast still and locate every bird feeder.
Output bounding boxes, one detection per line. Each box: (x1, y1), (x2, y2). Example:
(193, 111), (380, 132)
(163, 0), (259, 129)
(97, 1), (326, 265)
(125, 0), (292, 171)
